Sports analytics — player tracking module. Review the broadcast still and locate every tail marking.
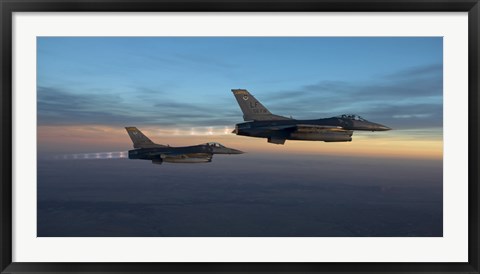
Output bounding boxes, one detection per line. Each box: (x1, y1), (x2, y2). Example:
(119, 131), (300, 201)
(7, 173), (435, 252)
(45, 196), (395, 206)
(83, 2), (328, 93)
(125, 127), (165, 149)
(231, 89), (292, 121)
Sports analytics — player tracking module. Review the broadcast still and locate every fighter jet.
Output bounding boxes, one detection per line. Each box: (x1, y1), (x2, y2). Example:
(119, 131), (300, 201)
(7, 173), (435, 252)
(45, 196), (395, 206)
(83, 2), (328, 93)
(231, 89), (391, 145)
(125, 127), (243, 164)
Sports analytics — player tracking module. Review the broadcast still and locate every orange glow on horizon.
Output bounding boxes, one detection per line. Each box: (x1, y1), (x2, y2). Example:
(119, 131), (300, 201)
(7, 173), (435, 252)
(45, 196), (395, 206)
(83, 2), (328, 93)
(37, 125), (442, 160)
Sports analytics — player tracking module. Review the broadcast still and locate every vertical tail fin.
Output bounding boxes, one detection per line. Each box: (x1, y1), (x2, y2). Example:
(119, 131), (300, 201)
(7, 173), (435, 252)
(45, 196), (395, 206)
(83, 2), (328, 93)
(125, 127), (164, 148)
(231, 89), (291, 121)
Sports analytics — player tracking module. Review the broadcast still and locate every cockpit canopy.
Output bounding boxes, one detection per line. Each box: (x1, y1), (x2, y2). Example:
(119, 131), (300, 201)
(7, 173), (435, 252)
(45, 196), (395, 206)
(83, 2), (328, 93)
(336, 114), (367, 121)
(204, 142), (225, 148)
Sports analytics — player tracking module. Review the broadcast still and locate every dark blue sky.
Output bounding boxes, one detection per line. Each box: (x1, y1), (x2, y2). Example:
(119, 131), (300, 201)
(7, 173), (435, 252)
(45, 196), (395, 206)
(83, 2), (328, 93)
(37, 37), (442, 130)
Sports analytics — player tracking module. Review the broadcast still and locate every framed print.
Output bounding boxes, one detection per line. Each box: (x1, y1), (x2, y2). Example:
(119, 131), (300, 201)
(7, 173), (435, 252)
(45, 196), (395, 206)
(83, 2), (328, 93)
(1, 0), (479, 273)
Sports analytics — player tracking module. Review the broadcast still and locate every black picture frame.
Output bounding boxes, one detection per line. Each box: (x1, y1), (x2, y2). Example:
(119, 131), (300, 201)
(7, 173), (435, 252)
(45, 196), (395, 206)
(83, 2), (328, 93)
(1, 0), (479, 273)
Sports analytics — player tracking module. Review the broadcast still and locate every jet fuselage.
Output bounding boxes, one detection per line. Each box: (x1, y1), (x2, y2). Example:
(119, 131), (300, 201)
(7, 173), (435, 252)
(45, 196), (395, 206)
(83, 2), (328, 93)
(231, 89), (391, 144)
(125, 127), (243, 164)
(128, 144), (243, 164)
(236, 117), (390, 132)
(234, 117), (390, 143)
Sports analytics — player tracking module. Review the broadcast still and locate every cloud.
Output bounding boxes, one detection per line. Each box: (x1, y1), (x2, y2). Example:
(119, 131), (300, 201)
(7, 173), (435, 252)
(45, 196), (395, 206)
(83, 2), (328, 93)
(37, 86), (240, 127)
(260, 64), (442, 129)
(38, 87), (130, 125)
(384, 63), (442, 80)
(38, 64), (442, 130)
(362, 103), (442, 129)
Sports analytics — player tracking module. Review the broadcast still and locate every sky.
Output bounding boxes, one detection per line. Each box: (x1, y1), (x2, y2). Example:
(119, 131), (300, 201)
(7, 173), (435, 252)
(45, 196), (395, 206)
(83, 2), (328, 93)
(36, 37), (443, 237)
(37, 37), (443, 158)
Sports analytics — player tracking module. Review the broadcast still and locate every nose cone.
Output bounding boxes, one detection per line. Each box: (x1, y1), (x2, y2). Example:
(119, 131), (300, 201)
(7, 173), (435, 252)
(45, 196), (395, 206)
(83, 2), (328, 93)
(211, 147), (244, 154)
(228, 148), (244, 154)
(375, 123), (391, 131)
(353, 120), (391, 131)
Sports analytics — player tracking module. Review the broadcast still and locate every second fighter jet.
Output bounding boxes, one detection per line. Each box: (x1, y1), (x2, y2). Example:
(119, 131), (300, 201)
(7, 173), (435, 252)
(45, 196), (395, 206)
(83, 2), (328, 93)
(231, 89), (391, 145)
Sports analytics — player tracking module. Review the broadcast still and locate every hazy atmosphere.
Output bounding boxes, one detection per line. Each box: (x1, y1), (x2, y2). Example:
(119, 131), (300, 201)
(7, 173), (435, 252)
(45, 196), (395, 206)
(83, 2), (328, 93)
(37, 37), (443, 237)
